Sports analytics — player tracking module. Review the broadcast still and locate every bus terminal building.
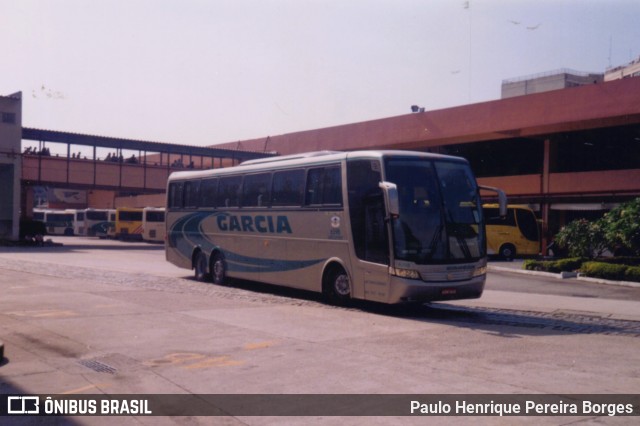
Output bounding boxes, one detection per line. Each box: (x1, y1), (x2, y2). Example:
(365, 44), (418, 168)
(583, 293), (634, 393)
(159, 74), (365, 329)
(3, 74), (640, 251)
(218, 76), (640, 252)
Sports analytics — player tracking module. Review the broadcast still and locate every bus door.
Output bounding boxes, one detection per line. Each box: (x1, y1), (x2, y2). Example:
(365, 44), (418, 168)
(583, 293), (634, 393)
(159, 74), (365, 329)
(348, 160), (390, 302)
(362, 193), (391, 301)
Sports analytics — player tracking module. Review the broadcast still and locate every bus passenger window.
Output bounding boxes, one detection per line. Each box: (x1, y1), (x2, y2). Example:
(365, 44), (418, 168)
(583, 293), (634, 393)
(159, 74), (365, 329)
(322, 167), (342, 205)
(272, 169), (304, 206)
(184, 181), (201, 208)
(242, 173), (272, 207)
(200, 178), (218, 207)
(305, 166), (342, 206)
(216, 176), (242, 208)
(168, 182), (183, 209)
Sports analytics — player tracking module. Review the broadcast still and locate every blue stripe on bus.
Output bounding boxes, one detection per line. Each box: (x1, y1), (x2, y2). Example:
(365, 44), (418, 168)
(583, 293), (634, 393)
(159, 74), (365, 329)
(169, 211), (325, 274)
(224, 251), (324, 274)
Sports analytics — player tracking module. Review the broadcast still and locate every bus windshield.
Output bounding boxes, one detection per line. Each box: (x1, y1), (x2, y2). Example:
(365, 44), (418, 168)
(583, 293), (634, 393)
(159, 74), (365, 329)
(385, 158), (484, 264)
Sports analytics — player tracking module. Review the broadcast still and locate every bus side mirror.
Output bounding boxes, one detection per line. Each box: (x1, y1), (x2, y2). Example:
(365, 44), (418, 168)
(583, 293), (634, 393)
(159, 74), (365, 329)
(379, 181), (400, 217)
(479, 185), (507, 218)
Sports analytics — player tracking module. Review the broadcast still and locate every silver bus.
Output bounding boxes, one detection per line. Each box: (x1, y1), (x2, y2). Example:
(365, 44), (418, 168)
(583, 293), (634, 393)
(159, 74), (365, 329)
(165, 150), (505, 305)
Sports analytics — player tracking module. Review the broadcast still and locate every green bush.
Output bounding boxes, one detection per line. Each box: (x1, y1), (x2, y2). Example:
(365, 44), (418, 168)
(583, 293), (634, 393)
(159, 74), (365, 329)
(523, 258), (640, 282)
(624, 266), (640, 283)
(594, 256), (640, 267)
(581, 262), (629, 281)
(523, 258), (583, 273)
(522, 259), (540, 270)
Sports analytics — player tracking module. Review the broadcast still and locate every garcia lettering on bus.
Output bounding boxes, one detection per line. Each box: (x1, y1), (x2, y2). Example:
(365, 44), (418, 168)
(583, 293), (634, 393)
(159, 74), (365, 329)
(217, 214), (292, 234)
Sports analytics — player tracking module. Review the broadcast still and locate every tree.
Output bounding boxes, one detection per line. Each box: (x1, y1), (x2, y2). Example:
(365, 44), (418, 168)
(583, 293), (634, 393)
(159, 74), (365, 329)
(555, 218), (606, 259)
(600, 198), (640, 256)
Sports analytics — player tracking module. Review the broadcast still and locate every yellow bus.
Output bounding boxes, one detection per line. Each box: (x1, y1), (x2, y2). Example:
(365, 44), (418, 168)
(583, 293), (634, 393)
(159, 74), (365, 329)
(142, 207), (165, 243)
(165, 150), (505, 305)
(115, 207), (144, 240)
(483, 204), (540, 259)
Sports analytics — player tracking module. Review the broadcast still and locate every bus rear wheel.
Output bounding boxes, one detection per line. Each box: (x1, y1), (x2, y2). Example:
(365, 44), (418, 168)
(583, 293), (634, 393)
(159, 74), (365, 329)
(324, 265), (351, 306)
(499, 244), (516, 260)
(194, 251), (209, 281)
(211, 252), (227, 285)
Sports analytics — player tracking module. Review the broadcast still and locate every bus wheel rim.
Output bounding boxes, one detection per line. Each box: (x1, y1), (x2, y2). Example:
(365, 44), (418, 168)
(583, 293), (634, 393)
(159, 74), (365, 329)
(334, 274), (350, 296)
(213, 258), (225, 282)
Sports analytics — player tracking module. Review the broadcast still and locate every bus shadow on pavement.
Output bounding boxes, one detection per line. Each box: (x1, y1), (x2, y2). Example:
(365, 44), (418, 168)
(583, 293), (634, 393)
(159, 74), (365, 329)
(188, 277), (640, 339)
(365, 301), (640, 339)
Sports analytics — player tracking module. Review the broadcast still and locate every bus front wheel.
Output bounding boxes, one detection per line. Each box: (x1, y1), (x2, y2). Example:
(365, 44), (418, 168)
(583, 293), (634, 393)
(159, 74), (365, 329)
(211, 252), (227, 285)
(323, 265), (351, 306)
(194, 251), (209, 281)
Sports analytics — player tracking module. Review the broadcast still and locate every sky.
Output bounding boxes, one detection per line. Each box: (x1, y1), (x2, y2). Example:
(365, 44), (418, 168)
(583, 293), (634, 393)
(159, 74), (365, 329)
(2, 0), (639, 148)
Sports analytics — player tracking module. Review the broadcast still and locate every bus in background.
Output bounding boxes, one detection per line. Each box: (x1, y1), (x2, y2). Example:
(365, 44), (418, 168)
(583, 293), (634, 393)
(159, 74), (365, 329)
(166, 150), (506, 305)
(66, 209), (86, 236)
(115, 207), (144, 240)
(33, 208), (46, 222)
(483, 204), (540, 259)
(105, 209), (117, 239)
(84, 208), (111, 237)
(44, 210), (75, 236)
(142, 207), (165, 243)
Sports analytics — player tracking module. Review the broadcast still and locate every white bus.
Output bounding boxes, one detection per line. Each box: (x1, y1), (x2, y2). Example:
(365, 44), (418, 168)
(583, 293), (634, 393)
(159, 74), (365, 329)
(165, 151), (505, 305)
(84, 208), (111, 237)
(66, 209), (86, 236)
(105, 209), (117, 239)
(43, 210), (75, 236)
(143, 207), (166, 243)
(33, 208), (46, 222)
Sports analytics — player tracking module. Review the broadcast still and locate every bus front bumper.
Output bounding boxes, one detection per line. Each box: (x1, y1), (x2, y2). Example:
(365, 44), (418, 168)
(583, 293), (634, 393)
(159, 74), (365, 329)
(387, 274), (486, 304)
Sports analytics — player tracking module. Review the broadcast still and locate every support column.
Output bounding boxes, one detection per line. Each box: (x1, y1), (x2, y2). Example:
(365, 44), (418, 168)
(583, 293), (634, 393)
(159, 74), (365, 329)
(541, 138), (551, 256)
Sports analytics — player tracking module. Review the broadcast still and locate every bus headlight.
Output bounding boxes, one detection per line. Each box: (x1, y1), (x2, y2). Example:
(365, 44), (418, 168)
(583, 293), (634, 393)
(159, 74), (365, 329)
(472, 266), (487, 277)
(389, 267), (421, 280)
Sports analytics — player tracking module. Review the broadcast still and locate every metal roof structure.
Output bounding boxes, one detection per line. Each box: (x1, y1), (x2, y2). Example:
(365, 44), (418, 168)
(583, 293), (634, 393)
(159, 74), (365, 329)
(22, 127), (277, 161)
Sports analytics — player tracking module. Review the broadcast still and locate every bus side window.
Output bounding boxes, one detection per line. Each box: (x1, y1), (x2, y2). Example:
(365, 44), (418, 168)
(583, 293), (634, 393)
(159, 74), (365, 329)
(216, 176), (242, 208)
(322, 166), (342, 205)
(184, 180), (201, 208)
(242, 173), (272, 207)
(200, 178), (218, 208)
(272, 169), (305, 206)
(515, 209), (540, 241)
(305, 166), (342, 206)
(169, 182), (184, 209)
(484, 207), (515, 226)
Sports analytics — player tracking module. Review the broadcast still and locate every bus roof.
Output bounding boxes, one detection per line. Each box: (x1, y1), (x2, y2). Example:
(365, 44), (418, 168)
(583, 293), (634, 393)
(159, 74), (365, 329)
(167, 150), (468, 182)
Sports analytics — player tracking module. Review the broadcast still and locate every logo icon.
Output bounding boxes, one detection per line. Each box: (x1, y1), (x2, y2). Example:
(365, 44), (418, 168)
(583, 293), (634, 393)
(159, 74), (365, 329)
(7, 396), (40, 414)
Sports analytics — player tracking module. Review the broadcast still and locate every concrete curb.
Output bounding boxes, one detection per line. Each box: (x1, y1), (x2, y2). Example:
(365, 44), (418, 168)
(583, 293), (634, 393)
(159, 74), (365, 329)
(576, 274), (640, 288)
(487, 264), (640, 289)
